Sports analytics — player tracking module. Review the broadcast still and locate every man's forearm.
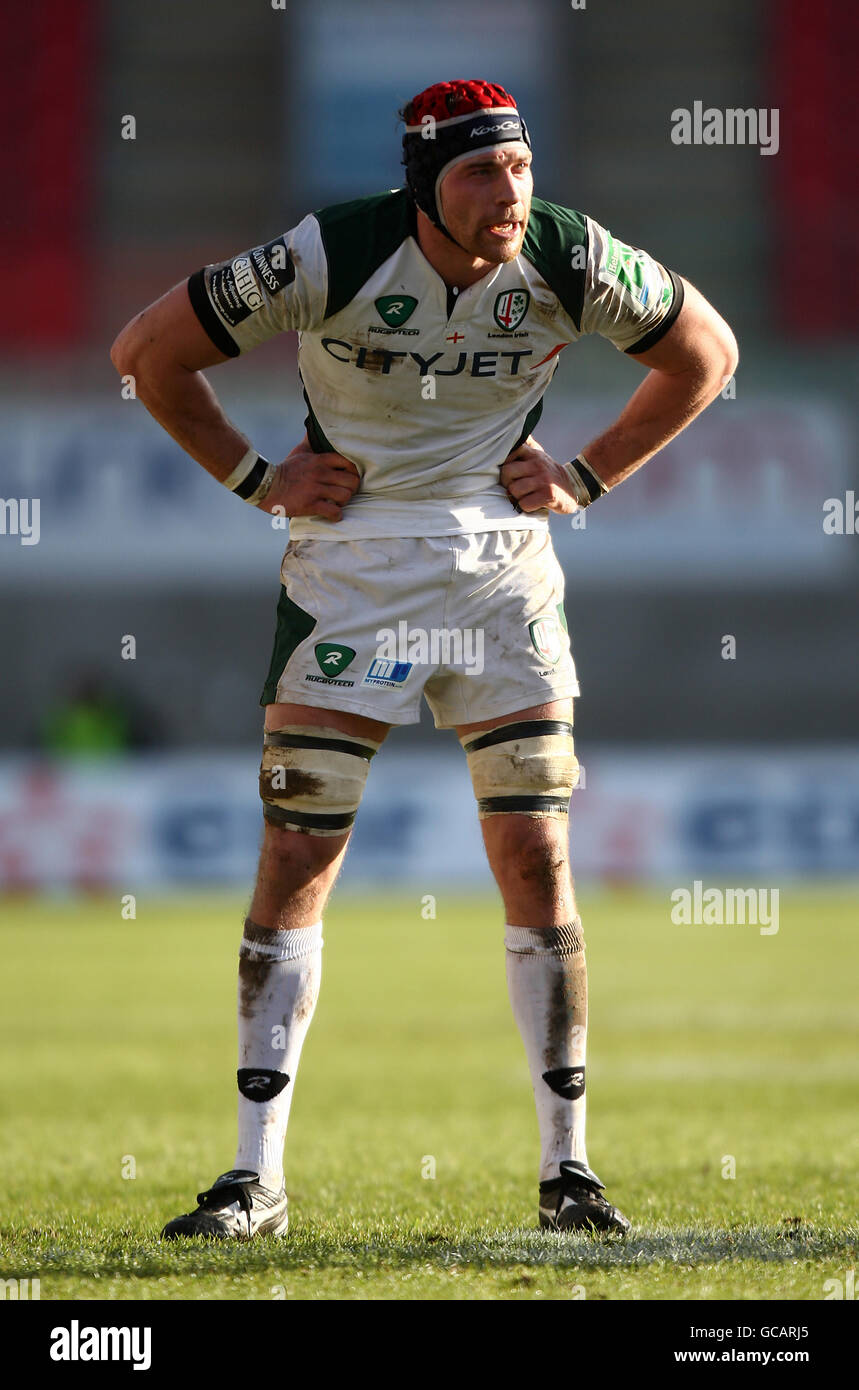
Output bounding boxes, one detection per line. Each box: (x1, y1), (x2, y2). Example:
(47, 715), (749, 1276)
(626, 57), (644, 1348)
(581, 362), (728, 491)
(579, 272), (739, 494)
(124, 361), (251, 484)
(110, 278), (251, 484)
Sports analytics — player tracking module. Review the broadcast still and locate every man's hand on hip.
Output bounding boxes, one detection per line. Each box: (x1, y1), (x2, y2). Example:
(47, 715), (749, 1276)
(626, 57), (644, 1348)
(257, 435), (361, 522)
(500, 436), (582, 517)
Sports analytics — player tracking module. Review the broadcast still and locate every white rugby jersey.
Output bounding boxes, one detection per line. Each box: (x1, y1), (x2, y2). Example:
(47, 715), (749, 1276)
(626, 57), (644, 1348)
(188, 190), (684, 539)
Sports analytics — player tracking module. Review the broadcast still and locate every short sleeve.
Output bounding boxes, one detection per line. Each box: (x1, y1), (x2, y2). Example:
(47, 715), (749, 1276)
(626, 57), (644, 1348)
(579, 216), (684, 354)
(186, 212), (328, 357)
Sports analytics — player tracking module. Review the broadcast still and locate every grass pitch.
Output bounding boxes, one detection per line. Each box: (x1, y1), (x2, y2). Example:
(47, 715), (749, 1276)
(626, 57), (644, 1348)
(1, 886), (856, 1301)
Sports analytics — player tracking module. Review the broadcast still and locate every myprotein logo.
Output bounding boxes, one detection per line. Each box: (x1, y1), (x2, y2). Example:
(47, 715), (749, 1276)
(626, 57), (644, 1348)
(363, 658), (413, 688)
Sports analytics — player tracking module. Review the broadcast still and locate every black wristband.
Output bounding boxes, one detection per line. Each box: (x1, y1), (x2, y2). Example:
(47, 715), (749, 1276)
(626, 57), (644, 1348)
(566, 459), (603, 504)
(232, 454), (271, 500)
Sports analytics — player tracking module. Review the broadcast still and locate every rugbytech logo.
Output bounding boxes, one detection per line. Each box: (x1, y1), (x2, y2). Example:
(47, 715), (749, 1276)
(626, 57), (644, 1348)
(314, 643), (356, 676)
(375, 295), (418, 327)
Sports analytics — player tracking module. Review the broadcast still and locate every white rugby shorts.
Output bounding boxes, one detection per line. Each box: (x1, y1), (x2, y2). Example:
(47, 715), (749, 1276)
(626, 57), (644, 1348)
(260, 529), (579, 727)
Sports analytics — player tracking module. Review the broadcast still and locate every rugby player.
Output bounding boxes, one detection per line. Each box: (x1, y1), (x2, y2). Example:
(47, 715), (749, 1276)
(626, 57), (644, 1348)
(110, 80), (738, 1239)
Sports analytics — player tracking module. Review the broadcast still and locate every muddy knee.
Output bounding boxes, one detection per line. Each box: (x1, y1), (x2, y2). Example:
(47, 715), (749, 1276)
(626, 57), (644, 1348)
(459, 717), (579, 820)
(259, 725), (381, 835)
(500, 833), (570, 899)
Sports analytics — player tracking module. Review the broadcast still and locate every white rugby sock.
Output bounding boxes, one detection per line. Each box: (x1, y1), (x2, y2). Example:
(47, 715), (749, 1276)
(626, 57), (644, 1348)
(505, 919), (589, 1181)
(234, 918), (322, 1191)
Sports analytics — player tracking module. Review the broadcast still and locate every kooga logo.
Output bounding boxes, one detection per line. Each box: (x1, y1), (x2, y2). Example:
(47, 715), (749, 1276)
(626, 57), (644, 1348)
(470, 120), (520, 137)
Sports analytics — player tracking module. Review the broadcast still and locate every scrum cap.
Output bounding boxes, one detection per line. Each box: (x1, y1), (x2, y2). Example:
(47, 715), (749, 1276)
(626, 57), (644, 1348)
(401, 79), (530, 239)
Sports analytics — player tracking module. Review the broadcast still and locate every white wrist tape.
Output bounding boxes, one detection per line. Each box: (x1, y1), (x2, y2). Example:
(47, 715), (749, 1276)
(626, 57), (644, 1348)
(564, 452), (609, 507)
(562, 461), (592, 508)
(223, 446), (277, 505)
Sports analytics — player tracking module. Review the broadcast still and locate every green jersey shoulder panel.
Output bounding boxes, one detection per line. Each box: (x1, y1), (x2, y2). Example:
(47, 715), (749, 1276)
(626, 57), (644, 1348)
(314, 189), (415, 320)
(521, 197), (590, 333)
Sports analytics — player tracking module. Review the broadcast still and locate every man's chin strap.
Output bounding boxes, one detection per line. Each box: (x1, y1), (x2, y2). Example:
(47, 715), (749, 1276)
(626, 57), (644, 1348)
(406, 184), (469, 253)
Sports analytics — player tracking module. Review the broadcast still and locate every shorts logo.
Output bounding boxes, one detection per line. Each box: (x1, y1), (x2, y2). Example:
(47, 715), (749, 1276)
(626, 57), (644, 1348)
(314, 643), (356, 675)
(529, 616), (562, 665)
(363, 659), (413, 687)
(493, 289), (530, 331)
(375, 295), (418, 327)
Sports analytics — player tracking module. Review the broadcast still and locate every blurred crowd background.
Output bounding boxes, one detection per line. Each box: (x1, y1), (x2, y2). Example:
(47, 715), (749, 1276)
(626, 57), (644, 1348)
(1, 0), (857, 890)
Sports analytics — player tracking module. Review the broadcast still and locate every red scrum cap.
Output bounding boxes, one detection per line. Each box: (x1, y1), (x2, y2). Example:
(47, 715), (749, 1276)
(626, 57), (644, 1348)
(401, 79), (531, 239)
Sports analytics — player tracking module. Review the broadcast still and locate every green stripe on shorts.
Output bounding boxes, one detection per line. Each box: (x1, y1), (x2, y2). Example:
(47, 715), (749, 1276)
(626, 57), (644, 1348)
(259, 586), (317, 707)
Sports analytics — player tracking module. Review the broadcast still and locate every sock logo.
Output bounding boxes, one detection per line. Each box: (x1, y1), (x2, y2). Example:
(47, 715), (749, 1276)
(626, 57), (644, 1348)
(542, 1066), (586, 1100)
(237, 1068), (290, 1102)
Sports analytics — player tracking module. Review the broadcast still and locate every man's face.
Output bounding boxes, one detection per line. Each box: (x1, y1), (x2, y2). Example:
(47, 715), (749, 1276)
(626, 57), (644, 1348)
(438, 143), (533, 263)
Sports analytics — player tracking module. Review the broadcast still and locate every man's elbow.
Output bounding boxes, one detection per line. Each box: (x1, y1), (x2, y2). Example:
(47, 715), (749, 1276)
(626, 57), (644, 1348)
(720, 323), (739, 381)
(675, 278), (739, 386)
(109, 322), (141, 378)
(705, 304), (739, 387)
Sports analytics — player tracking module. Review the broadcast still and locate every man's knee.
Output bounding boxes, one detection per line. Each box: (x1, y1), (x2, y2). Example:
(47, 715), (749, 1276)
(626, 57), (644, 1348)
(488, 818), (571, 895)
(260, 816), (347, 872)
(459, 716), (579, 819)
(259, 724), (382, 836)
